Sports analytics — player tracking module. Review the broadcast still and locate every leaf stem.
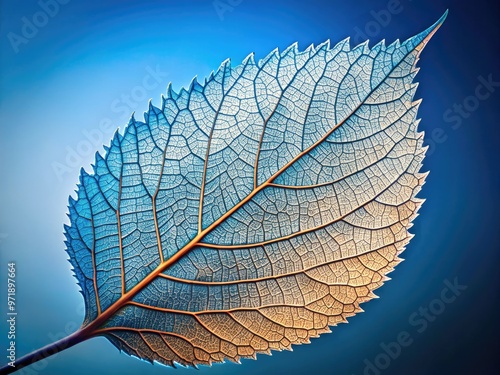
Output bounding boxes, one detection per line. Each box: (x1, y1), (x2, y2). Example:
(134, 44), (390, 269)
(0, 329), (88, 375)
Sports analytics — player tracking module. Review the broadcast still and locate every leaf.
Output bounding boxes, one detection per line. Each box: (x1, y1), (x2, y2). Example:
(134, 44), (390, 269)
(63, 13), (447, 369)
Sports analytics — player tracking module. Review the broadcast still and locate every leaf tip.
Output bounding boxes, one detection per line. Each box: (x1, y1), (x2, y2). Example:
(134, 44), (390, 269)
(411, 10), (448, 53)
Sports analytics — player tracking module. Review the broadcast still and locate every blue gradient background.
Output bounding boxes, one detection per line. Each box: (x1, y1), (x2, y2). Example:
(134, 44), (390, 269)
(0, 0), (498, 374)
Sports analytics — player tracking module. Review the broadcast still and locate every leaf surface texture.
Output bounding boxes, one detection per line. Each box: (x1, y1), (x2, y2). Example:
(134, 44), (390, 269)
(65, 14), (446, 367)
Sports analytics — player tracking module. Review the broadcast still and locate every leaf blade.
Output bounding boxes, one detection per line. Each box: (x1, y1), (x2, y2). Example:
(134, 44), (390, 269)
(65, 11), (447, 368)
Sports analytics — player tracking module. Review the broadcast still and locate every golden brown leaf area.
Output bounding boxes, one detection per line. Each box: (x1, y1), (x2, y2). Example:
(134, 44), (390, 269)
(63, 14), (446, 369)
(97, 197), (422, 367)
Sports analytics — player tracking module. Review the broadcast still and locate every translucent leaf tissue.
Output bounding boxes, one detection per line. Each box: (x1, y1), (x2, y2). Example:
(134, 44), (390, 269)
(0, 11), (447, 374)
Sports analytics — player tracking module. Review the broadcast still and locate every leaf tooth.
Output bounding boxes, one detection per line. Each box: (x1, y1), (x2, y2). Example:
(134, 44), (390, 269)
(143, 99), (152, 123)
(303, 43), (320, 58)
(411, 65), (421, 75)
(419, 170), (430, 181)
(303, 43), (315, 55)
(166, 82), (173, 98)
(281, 41), (298, 57)
(413, 183), (424, 197)
(420, 144), (429, 155)
(80, 167), (89, 179)
(146, 100), (162, 124)
(221, 57), (231, 68)
(340, 37), (351, 51)
(203, 70), (216, 86)
(119, 120), (134, 146)
(166, 82), (178, 100)
(329, 37), (350, 59)
(414, 199), (426, 210)
(178, 86), (187, 97)
(257, 47), (279, 68)
(368, 291), (379, 299)
(406, 217), (415, 228)
(112, 127), (124, 144)
(188, 75), (198, 92)
(129, 112), (136, 124)
(416, 175), (429, 186)
(315, 39), (330, 53)
(143, 356), (154, 365)
(177, 86), (190, 104)
(352, 39), (370, 54)
(242, 52), (256, 67)
(368, 39), (385, 58)
(412, 98), (423, 111)
(373, 39), (386, 50)
(214, 58), (231, 82)
(386, 39), (401, 54)
(193, 77), (205, 92)
(95, 152), (105, 165)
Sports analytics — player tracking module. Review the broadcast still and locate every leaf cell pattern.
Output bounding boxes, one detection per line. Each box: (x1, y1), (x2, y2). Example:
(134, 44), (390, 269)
(64, 13), (446, 368)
